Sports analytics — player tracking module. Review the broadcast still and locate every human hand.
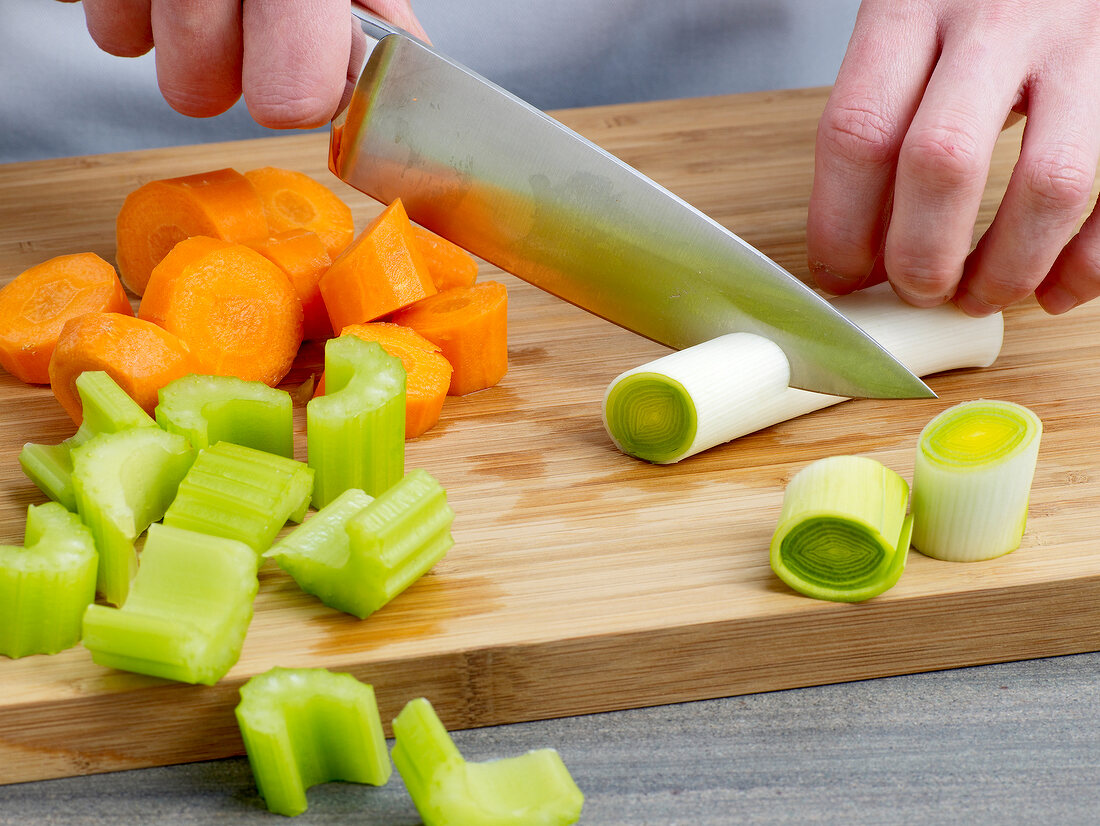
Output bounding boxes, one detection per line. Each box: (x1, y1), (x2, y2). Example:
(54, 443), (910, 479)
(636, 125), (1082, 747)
(807, 0), (1100, 316)
(69, 0), (427, 129)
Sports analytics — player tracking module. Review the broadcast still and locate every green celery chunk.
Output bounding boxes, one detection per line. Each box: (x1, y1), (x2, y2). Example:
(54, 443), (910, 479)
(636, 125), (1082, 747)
(156, 374), (294, 457)
(266, 469), (453, 618)
(162, 441), (314, 558)
(82, 523), (258, 684)
(0, 502), (98, 658)
(307, 335), (405, 509)
(71, 426), (195, 606)
(20, 371), (157, 510)
(392, 698), (584, 826)
(235, 667), (392, 816)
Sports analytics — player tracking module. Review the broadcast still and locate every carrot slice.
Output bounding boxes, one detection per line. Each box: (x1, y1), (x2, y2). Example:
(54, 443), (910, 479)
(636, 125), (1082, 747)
(244, 167), (355, 260)
(138, 237), (304, 386)
(248, 230), (333, 340)
(48, 312), (198, 424)
(391, 281), (508, 396)
(319, 199), (437, 336)
(116, 168), (268, 296)
(411, 225), (479, 291)
(319, 323), (453, 438)
(0, 253), (133, 385)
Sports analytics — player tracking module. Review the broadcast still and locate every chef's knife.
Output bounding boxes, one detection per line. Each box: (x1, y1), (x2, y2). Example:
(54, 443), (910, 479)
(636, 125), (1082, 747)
(330, 10), (934, 400)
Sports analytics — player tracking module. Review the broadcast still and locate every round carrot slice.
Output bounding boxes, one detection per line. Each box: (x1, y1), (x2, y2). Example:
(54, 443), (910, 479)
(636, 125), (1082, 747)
(244, 167), (355, 260)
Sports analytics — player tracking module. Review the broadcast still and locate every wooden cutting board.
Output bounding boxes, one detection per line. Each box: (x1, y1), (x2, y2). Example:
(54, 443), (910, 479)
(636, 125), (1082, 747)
(2, 88), (1099, 785)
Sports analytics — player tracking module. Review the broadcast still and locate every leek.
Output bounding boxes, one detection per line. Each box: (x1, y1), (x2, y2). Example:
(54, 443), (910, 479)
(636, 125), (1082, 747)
(235, 667), (392, 816)
(82, 523), (258, 684)
(392, 697), (584, 826)
(770, 455), (913, 602)
(603, 283), (1005, 463)
(0, 502), (97, 658)
(911, 399), (1042, 562)
(156, 374), (294, 457)
(307, 335), (405, 508)
(266, 469), (454, 619)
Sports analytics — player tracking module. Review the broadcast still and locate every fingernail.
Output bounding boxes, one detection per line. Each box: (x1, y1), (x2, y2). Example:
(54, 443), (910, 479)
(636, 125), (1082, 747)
(953, 290), (1002, 317)
(1039, 284), (1079, 315)
(809, 261), (862, 294)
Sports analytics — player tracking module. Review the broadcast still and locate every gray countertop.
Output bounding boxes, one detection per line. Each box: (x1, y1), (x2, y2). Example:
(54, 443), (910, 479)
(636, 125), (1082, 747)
(3, 652), (1099, 825)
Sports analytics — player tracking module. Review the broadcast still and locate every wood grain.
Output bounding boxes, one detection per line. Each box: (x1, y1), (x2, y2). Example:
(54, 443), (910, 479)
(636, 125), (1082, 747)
(2, 88), (1099, 785)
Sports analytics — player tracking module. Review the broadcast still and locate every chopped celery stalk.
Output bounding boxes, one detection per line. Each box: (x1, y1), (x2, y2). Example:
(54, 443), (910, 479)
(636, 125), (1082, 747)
(911, 399), (1042, 562)
(392, 697), (584, 826)
(770, 455), (912, 602)
(71, 427), (195, 606)
(20, 371), (157, 510)
(603, 283), (1005, 463)
(156, 374), (294, 457)
(307, 335), (405, 508)
(235, 667), (392, 816)
(266, 469), (453, 618)
(82, 523), (258, 684)
(0, 502), (97, 658)
(162, 441), (314, 558)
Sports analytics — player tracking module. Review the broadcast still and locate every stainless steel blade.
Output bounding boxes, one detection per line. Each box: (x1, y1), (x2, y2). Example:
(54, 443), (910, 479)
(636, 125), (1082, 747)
(331, 12), (934, 400)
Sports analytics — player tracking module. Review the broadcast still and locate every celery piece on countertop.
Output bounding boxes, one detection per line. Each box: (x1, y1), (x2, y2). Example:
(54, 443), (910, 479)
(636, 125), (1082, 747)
(392, 697), (584, 826)
(71, 426), (195, 606)
(82, 523), (258, 684)
(235, 667), (392, 816)
(0, 502), (97, 658)
(307, 335), (405, 509)
(266, 469), (453, 618)
(156, 373), (294, 457)
(770, 455), (913, 603)
(20, 370), (157, 510)
(162, 440), (314, 558)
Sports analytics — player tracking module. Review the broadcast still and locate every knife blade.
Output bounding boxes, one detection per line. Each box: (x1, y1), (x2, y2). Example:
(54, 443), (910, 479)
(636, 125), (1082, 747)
(330, 10), (934, 400)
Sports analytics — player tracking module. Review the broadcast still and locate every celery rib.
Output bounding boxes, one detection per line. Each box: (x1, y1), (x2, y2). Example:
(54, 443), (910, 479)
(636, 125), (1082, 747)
(235, 667), (392, 816)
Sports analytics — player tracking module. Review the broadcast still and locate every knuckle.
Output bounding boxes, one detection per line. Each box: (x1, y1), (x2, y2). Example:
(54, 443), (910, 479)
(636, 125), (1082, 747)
(818, 97), (899, 167)
(886, 246), (959, 300)
(1018, 149), (1096, 215)
(900, 122), (986, 191)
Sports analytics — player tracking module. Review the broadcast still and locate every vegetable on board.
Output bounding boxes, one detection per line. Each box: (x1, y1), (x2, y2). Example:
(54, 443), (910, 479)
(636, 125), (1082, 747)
(411, 224), (479, 291)
(82, 523), (259, 685)
(0, 502), (97, 659)
(391, 280), (509, 396)
(266, 469), (454, 619)
(115, 167), (268, 296)
(0, 252), (133, 385)
(247, 229), (334, 341)
(138, 236), (303, 387)
(235, 667), (392, 816)
(770, 455), (913, 603)
(392, 697), (585, 826)
(243, 166), (355, 260)
(911, 399), (1043, 562)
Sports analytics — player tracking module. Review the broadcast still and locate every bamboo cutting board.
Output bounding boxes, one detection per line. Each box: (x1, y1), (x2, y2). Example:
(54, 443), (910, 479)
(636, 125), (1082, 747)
(2, 88), (1099, 785)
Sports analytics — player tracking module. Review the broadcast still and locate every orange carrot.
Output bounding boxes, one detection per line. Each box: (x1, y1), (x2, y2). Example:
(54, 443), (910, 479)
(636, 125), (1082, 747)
(138, 236), (303, 386)
(49, 312), (199, 423)
(390, 281), (508, 396)
(319, 199), (437, 336)
(411, 224), (479, 291)
(244, 167), (355, 260)
(247, 229), (333, 340)
(317, 322), (453, 438)
(115, 168), (268, 296)
(0, 253), (133, 385)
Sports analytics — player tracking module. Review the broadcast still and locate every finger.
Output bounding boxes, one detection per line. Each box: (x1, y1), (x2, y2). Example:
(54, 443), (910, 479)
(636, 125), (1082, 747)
(151, 0), (243, 117)
(82, 0), (153, 57)
(806, 0), (938, 295)
(955, 77), (1100, 316)
(1035, 208), (1100, 314)
(357, 0), (430, 42)
(883, 31), (1028, 308)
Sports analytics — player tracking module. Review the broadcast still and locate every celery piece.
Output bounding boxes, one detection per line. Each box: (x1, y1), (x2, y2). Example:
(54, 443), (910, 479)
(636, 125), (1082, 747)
(0, 502), (97, 658)
(162, 441), (314, 558)
(156, 374), (294, 457)
(307, 335), (405, 509)
(235, 667), (392, 816)
(20, 371), (157, 510)
(82, 523), (258, 684)
(392, 698), (584, 826)
(266, 469), (453, 618)
(71, 427), (195, 606)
